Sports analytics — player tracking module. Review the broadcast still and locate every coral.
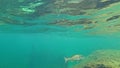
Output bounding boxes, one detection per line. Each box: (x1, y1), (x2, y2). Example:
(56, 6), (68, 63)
(74, 50), (120, 68)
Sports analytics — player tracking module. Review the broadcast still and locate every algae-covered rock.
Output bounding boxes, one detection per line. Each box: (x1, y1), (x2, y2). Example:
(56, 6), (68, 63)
(74, 50), (120, 68)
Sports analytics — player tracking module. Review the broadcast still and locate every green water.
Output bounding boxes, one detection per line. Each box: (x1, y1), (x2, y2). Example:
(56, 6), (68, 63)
(0, 33), (120, 68)
(0, 0), (120, 68)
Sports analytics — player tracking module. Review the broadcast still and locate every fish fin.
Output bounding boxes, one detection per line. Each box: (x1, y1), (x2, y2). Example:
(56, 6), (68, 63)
(64, 57), (68, 63)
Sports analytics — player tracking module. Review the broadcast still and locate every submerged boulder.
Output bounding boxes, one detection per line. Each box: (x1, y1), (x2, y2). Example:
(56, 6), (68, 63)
(74, 50), (120, 68)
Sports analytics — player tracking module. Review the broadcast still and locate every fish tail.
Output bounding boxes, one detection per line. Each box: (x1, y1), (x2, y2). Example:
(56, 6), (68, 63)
(64, 57), (68, 63)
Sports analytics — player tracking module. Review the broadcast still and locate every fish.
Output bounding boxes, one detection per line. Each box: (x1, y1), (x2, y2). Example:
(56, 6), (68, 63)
(64, 54), (84, 63)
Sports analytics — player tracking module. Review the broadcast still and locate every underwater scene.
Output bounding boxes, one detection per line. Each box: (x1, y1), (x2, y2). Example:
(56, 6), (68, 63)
(0, 0), (120, 68)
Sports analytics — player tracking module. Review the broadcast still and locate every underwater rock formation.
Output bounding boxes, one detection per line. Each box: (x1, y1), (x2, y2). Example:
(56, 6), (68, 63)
(48, 0), (97, 15)
(46, 0), (120, 15)
(97, 0), (120, 9)
(74, 50), (120, 68)
(49, 19), (94, 26)
(0, 0), (120, 34)
(106, 15), (120, 21)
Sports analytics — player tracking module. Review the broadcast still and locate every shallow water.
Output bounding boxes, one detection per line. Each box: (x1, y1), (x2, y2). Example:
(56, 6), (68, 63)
(0, 0), (120, 68)
(0, 33), (120, 68)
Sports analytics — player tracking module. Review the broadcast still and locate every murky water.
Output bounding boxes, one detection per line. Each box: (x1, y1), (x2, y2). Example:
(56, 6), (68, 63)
(0, 0), (120, 68)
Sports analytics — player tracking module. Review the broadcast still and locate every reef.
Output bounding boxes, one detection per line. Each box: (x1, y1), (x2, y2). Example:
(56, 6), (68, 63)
(73, 50), (120, 68)
(97, 0), (120, 9)
(48, 0), (98, 15)
(1, 0), (120, 34)
(106, 15), (120, 21)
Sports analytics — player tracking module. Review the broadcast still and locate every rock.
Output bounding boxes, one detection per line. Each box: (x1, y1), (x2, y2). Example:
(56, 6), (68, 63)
(74, 50), (120, 68)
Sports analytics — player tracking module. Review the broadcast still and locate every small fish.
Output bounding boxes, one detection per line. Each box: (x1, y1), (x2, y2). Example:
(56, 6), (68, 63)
(64, 54), (84, 63)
